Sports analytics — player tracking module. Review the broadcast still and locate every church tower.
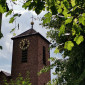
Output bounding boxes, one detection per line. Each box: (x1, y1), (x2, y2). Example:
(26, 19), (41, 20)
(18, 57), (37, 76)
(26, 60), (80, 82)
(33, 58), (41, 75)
(11, 23), (50, 85)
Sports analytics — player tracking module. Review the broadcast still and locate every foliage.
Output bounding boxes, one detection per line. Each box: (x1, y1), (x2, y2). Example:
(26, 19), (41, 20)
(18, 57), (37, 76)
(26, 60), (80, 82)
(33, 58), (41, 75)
(47, 79), (58, 85)
(0, 0), (8, 13)
(22, 0), (85, 85)
(4, 72), (31, 85)
(0, 0), (9, 49)
(0, 0), (21, 49)
(0, 0), (85, 85)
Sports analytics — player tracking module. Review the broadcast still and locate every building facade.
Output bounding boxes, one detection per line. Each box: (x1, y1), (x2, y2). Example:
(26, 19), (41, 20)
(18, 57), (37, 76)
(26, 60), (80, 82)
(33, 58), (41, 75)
(11, 28), (51, 85)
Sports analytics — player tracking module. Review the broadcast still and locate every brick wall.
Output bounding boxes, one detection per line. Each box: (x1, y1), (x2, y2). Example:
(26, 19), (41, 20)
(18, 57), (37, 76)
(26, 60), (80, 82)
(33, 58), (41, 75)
(0, 73), (6, 85)
(0, 72), (11, 85)
(38, 35), (51, 85)
(11, 34), (50, 85)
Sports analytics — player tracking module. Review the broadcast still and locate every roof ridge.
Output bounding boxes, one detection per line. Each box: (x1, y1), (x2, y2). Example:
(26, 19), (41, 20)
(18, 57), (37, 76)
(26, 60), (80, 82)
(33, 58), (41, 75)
(11, 28), (50, 44)
(0, 71), (11, 76)
(12, 28), (37, 39)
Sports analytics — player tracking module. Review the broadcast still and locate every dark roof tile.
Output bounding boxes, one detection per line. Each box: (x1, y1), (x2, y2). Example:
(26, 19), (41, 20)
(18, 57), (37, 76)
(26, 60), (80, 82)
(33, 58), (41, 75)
(12, 28), (37, 39)
(0, 71), (11, 76)
(12, 28), (50, 44)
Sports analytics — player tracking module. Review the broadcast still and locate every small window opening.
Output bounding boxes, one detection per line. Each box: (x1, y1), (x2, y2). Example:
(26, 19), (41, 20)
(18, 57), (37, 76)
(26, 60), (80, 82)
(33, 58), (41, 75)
(22, 44), (28, 63)
(43, 46), (46, 65)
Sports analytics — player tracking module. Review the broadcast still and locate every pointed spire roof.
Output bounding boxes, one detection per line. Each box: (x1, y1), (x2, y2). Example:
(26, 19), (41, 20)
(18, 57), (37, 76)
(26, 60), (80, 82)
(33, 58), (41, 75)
(12, 29), (50, 44)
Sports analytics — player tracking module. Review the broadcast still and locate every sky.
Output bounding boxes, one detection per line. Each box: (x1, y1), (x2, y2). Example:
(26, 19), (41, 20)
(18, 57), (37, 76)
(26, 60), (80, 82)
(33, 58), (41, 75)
(0, 0), (62, 80)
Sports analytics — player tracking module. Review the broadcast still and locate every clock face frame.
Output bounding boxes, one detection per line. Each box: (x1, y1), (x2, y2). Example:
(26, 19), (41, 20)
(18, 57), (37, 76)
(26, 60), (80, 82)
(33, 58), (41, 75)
(19, 39), (30, 50)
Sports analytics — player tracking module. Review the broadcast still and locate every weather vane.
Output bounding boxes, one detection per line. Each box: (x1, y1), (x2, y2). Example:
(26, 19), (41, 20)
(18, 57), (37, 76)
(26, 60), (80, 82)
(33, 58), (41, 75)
(31, 15), (34, 29)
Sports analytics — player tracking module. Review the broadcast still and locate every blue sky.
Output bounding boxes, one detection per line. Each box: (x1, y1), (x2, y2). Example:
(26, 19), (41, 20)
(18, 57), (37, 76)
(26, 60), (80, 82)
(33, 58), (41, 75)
(0, 0), (62, 80)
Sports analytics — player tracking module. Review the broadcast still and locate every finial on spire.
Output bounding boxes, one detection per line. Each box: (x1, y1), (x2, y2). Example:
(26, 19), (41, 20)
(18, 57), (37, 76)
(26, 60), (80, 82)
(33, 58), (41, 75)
(31, 15), (34, 29)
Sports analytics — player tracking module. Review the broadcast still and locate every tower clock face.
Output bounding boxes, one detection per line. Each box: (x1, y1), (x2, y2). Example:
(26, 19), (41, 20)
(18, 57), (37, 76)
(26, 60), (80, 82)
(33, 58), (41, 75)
(19, 39), (30, 50)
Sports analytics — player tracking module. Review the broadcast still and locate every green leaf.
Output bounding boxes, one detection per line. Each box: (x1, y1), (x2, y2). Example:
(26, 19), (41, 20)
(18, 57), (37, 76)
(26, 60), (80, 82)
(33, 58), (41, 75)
(63, 8), (71, 18)
(35, 8), (41, 15)
(64, 41), (74, 50)
(0, 0), (8, 13)
(6, 9), (13, 17)
(52, 72), (56, 75)
(9, 17), (15, 23)
(0, 32), (3, 39)
(35, 2), (45, 14)
(49, 57), (56, 61)
(13, 13), (19, 17)
(61, 1), (64, 8)
(79, 16), (85, 25)
(10, 28), (15, 33)
(58, 7), (62, 13)
(74, 18), (78, 23)
(43, 13), (52, 24)
(72, 28), (76, 36)
(13, 33), (16, 36)
(79, 16), (83, 23)
(0, 5), (5, 13)
(54, 47), (59, 54)
(71, 0), (76, 7)
(22, 0), (32, 9)
(9, 13), (21, 23)
(22, 1), (31, 9)
(63, 0), (69, 9)
(82, 13), (85, 16)
(44, 12), (52, 18)
(65, 17), (73, 25)
(59, 24), (65, 36)
(0, 46), (2, 49)
(74, 35), (84, 45)
(22, 81), (25, 84)
(50, 5), (57, 15)
(43, 18), (51, 24)
(12, 0), (17, 1)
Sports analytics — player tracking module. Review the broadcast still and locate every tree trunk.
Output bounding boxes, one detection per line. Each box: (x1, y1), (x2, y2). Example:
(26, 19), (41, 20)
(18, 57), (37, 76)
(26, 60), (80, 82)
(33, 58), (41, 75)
(0, 13), (2, 33)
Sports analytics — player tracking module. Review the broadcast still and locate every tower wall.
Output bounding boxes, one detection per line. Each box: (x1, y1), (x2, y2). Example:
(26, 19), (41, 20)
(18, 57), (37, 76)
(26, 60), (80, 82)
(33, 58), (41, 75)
(11, 33), (50, 85)
(38, 36), (50, 85)
(11, 35), (38, 85)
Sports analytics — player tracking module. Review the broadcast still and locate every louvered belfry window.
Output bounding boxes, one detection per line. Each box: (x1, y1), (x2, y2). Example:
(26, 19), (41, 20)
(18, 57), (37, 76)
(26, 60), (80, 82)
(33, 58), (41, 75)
(43, 46), (46, 65)
(22, 44), (28, 63)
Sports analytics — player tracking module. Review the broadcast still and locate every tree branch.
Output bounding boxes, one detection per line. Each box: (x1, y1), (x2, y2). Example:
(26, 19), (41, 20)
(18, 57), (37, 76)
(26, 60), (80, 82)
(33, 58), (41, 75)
(0, 13), (2, 33)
